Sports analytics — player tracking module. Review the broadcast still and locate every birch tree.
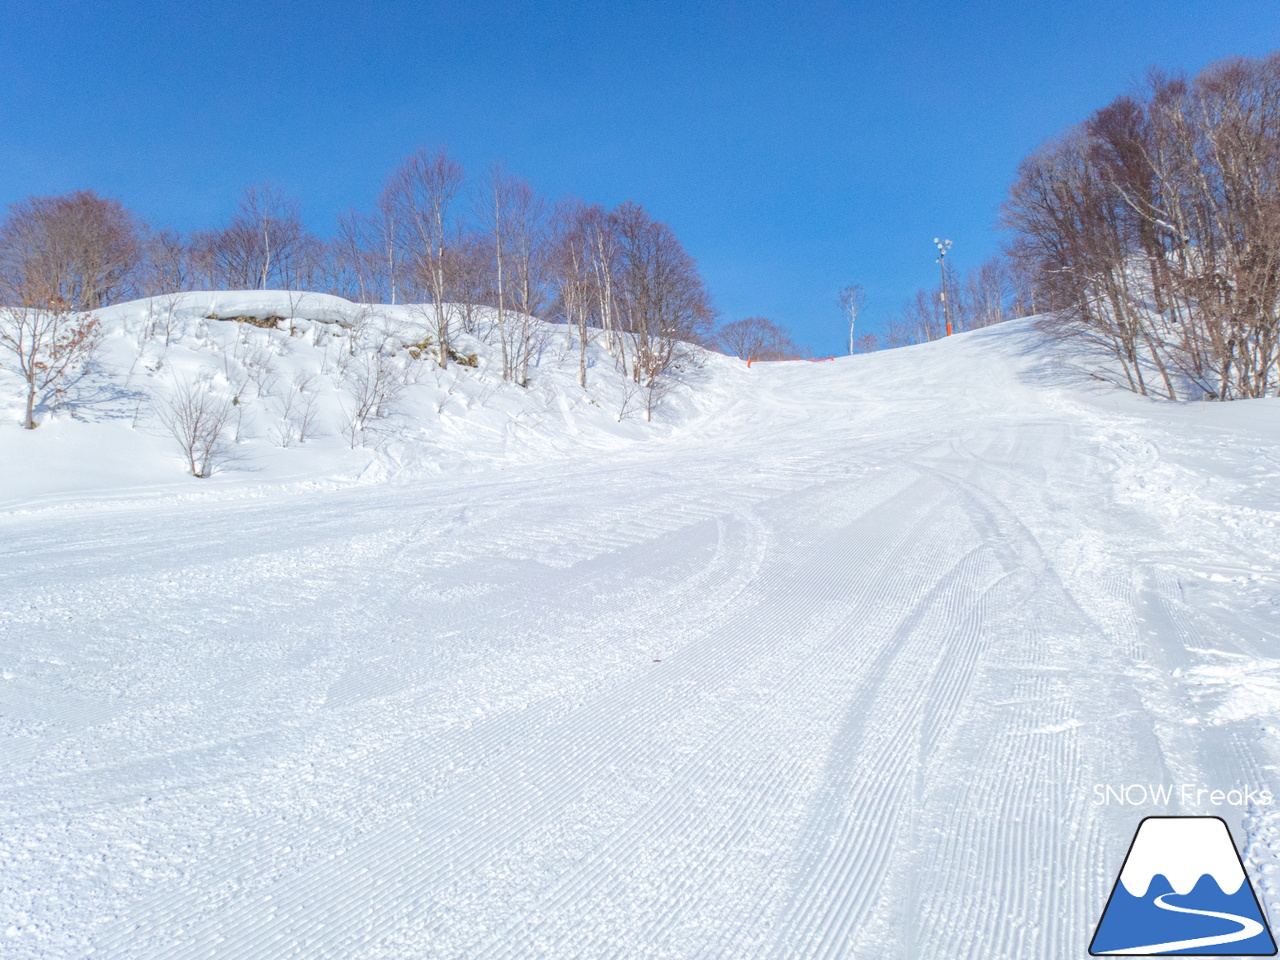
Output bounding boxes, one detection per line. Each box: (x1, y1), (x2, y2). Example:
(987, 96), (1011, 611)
(1003, 51), (1280, 400)
(551, 200), (601, 389)
(838, 284), (865, 354)
(383, 148), (465, 367)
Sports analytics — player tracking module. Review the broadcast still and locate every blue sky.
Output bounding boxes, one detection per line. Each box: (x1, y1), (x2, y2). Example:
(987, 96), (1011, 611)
(2, 1), (1278, 353)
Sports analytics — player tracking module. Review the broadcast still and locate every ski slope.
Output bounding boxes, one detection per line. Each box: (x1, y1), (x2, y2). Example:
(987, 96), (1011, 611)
(3, 317), (1280, 958)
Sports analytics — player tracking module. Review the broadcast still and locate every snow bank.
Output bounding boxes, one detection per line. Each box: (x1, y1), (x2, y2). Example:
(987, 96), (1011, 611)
(0, 291), (741, 511)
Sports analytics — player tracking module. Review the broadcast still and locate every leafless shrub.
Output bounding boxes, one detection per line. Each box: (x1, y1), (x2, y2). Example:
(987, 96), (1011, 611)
(272, 372), (320, 447)
(156, 377), (235, 477)
(617, 378), (641, 421)
(290, 373), (319, 443)
(342, 304), (376, 356)
(339, 406), (366, 449)
(153, 290), (187, 347)
(473, 379), (500, 409)
(240, 344), (279, 398)
(337, 352), (403, 447)
(0, 299), (102, 429)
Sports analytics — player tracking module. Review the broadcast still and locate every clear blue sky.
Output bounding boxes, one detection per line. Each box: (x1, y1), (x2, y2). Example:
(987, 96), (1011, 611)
(2, 1), (1278, 353)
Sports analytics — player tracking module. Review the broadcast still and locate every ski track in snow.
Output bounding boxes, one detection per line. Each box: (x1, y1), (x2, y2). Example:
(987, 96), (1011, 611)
(2, 320), (1280, 957)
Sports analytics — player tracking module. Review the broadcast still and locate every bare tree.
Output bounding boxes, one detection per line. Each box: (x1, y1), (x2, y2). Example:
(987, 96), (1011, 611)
(206, 184), (312, 291)
(282, 232), (326, 293)
(447, 228), (494, 337)
(505, 177), (552, 386)
(838, 284), (866, 354)
(611, 202), (716, 419)
(0, 197), (118, 426)
(962, 256), (1016, 329)
(374, 191), (401, 305)
(142, 227), (197, 297)
(718, 316), (802, 361)
(474, 164), (531, 382)
(272, 371), (320, 447)
(551, 199), (601, 389)
(244, 183), (303, 289)
(888, 287), (947, 346)
(474, 164), (510, 376)
(187, 230), (220, 290)
(884, 253), (1011, 350)
(0, 190), (143, 310)
(383, 148), (465, 367)
(882, 316), (918, 350)
(588, 204), (622, 362)
(136, 230), (193, 348)
(328, 208), (379, 303)
(156, 377), (235, 477)
(337, 351), (403, 447)
(1003, 51), (1280, 400)
(0, 298), (102, 428)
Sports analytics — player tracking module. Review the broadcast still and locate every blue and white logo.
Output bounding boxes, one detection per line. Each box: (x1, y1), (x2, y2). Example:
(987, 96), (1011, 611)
(1091, 816), (1276, 955)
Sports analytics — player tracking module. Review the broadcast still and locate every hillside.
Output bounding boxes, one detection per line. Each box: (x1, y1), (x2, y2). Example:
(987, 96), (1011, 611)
(0, 291), (735, 509)
(2, 307), (1279, 958)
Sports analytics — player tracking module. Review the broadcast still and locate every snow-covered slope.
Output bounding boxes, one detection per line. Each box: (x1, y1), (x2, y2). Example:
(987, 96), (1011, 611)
(2, 310), (1279, 959)
(0, 291), (734, 510)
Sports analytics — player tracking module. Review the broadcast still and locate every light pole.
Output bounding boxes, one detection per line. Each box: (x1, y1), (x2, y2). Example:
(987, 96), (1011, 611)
(934, 238), (953, 336)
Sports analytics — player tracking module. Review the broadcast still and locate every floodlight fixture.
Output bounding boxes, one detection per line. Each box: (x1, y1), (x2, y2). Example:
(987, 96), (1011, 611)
(934, 239), (954, 336)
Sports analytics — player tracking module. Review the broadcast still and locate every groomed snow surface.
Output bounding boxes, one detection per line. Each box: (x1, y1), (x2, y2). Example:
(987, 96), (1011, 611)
(2, 294), (1279, 958)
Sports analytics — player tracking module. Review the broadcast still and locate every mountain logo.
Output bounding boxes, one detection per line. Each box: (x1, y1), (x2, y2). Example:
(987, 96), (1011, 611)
(1091, 816), (1276, 956)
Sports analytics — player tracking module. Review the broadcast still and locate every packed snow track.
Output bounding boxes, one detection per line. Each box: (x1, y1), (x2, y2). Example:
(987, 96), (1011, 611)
(3, 320), (1279, 958)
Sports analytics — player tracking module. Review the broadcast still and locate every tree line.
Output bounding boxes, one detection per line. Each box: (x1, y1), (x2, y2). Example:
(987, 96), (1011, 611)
(866, 254), (1028, 353)
(0, 150), (719, 427)
(1003, 51), (1280, 400)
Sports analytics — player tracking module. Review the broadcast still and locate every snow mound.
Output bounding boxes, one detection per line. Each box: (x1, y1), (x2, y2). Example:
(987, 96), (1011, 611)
(0, 291), (739, 511)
